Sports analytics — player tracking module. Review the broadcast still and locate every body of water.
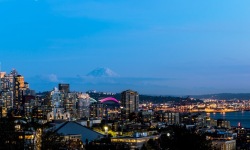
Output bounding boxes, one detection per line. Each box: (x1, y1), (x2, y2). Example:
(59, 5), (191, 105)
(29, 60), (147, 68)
(208, 111), (250, 128)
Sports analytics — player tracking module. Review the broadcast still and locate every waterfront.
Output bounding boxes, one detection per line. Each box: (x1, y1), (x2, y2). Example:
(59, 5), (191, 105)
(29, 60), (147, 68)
(208, 111), (250, 128)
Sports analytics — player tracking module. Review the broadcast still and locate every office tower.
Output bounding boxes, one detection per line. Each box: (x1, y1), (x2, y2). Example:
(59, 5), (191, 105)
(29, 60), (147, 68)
(58, 83), (70, 94)
(14, 75), (25, 109)
(0, 72), (6, 92)
(121, 89), (139, 119)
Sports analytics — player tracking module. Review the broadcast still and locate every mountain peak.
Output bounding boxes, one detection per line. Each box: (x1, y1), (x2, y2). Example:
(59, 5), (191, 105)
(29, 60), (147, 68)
(86, 67), (119, 77)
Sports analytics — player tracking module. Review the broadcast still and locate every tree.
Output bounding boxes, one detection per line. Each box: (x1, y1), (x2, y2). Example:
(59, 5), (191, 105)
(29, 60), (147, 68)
(0, 118), (25, 150)
(158, 125), (212, 150)
(41, 130), (65, 150)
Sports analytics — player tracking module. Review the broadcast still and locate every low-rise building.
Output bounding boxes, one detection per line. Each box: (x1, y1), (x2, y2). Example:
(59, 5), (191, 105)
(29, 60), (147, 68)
(53, 121), (104, 144)
(212, 140), (236, 150)
(111, 134), (160, 150)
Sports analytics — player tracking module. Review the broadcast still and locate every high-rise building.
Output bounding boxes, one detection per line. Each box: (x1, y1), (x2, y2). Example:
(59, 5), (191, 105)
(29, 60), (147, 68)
(15, 75), (25, 89)
(0, 69), (35, 114)
(65, 93), (78, 117)
(14, 75), (25, 109)
(2, 73), (14, 91)
(1, 90), (13, 110)
(77, 93), (90, 118)
(90, 102), (104, 119)
(51, 87), (62, 108)
(58, 83), (70, 94)
(0, 72), (6, 92)
(121, 89), (139, 119)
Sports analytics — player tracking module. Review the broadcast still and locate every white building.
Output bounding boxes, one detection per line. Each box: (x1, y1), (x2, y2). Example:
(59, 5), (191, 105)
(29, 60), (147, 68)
(47, 108), (70, 121)
(51, 87), (62, 108)
(212, 140), (236, 150)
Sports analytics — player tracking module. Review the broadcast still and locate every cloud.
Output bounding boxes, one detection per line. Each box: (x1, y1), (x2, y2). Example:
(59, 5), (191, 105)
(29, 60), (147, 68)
(76, 76), (175, 90)
(27, 74), (250, 95)
(48, 74), (59, 82)
(28, 74), (62, 83)
(25, 74), (62, 92)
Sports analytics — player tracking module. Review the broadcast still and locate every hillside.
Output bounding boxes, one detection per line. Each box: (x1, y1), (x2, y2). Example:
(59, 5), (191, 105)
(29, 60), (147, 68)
(190, 93), (250, 100)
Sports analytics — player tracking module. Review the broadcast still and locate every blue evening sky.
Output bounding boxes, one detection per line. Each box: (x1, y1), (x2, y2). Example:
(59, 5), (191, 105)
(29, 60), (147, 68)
(0, 0), (250, 95)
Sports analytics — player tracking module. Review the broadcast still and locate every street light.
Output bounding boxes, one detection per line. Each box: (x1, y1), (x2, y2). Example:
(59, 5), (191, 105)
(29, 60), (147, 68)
(104, 126), (108, 135)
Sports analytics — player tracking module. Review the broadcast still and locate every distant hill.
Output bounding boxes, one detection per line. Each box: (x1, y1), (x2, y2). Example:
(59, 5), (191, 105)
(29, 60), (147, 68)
(190, 93), (250, 100)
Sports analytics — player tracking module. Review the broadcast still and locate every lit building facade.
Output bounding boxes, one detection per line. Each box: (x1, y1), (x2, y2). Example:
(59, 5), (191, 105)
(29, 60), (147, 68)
(64, 93), (78, 117)
(1, 72), (14, 91)
(1, 90), (13, 111)
(0, 72), (6, 91)
(77, 93), (90, 118)
(163, 112), (180, 125)
(121, 90), (139, 119)
(217, 119), (231, 129)
(212, 140), (236, 150)
(14, 75), (26, 109)
(90, 102), (104, 119)
(51, 87), (62, 108)
(111, 134), (160, 150)
(0, 69), (36, 117)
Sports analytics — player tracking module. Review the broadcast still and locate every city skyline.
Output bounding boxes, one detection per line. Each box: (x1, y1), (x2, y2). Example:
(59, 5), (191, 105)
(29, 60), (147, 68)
(1, 0), (250, 95)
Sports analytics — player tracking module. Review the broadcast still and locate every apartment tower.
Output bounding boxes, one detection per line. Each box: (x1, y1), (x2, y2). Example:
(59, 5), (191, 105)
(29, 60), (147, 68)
(121, 89), (139, 119)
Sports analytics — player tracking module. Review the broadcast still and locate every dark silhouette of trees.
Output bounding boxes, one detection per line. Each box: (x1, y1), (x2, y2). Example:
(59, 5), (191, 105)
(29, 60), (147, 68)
(41, 130), (65, 150)
(146, 125), (212, 150)
(0, 118), (25, 150)
(161, 125), (212, 150)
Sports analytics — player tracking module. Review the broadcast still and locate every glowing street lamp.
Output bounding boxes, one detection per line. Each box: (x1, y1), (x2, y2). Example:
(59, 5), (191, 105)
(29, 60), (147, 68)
(104, 126), (108, 135)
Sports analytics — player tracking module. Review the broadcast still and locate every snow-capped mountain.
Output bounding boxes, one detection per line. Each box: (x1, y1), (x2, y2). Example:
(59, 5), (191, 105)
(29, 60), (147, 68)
(86, 67), (119, 77)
